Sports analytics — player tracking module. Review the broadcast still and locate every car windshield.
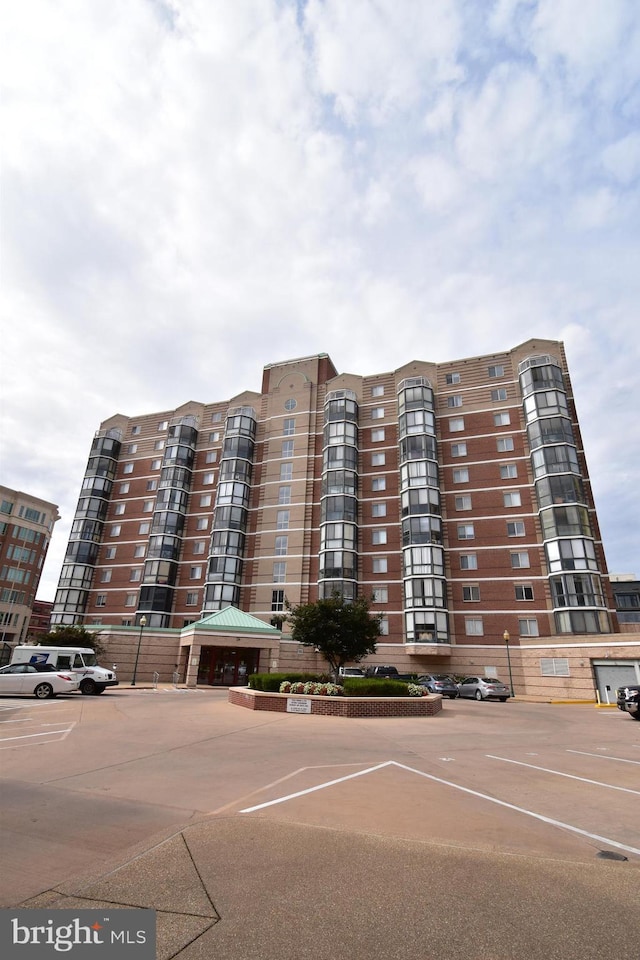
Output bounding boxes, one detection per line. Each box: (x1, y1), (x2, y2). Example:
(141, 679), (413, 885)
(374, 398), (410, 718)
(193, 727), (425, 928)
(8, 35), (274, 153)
(432, 676), (453, 682)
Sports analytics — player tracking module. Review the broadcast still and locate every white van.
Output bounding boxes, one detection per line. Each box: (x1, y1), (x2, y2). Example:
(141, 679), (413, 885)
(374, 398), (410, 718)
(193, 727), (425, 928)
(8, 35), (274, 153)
(10, 645), (118, 695)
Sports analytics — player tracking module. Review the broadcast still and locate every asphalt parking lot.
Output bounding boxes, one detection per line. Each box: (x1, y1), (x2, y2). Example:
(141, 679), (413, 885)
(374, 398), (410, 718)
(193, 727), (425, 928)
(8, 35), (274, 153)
(1, 689), (638, 959)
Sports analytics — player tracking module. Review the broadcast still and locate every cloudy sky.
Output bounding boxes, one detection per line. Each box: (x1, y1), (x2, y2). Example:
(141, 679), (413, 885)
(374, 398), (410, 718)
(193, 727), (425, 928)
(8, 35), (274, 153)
(2, 0), (639, 600)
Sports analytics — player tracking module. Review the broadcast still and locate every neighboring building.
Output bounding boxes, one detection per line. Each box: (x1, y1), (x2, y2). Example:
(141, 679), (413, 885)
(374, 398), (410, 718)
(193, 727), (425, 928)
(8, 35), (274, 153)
(610, 575), (640, 629)
(50, 339), (640, 697)
(0, 487), (59, 645)
(28, 598), (54, 640)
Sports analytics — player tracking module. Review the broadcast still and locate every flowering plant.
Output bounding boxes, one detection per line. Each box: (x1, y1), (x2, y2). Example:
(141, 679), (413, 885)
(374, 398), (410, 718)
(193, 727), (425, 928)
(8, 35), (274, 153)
(279, 681), (344, 696)
(407, 683), (428, 697)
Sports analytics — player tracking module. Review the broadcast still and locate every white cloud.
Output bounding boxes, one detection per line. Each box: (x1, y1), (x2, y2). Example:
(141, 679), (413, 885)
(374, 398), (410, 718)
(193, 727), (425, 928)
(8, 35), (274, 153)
(1, 0), (639, 596)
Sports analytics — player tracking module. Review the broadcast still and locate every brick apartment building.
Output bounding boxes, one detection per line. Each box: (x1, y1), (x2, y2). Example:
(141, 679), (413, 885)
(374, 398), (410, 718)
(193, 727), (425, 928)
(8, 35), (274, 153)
(0, 487), (59, 649)
(49, 339), (640, 698)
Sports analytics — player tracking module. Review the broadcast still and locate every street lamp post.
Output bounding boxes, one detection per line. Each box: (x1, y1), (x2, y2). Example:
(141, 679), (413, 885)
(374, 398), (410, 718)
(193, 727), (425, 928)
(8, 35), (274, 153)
(131, 615), (147, 686)
(503, 629), (514, 696)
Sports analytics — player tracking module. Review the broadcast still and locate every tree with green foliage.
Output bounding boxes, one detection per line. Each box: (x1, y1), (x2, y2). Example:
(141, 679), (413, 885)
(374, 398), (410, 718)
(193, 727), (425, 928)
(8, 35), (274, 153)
(34, 625), (106, 658)
(285, 592), (381, 681)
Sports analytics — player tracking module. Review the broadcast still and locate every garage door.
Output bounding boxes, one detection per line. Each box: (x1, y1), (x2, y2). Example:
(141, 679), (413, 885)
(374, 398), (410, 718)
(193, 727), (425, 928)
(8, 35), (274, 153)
(592, 660), (640, 704)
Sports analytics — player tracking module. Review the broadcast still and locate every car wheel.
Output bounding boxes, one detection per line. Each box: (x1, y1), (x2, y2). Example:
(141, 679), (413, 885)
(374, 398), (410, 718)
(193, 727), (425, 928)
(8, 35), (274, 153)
(474, 690), (483, 701)
(630, 711), (640, 721)
(80, 678), (97, 695)
(94, 686), (106, 695)
(34, 682), (54, 700)
(447, 694), (458, 699)
(499, 697), (508, 702)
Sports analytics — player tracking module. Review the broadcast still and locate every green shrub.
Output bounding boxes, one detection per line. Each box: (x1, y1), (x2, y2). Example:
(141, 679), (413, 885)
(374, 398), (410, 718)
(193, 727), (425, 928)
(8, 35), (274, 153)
(343, 678), (411, 698)
(248, 672), (317, 692)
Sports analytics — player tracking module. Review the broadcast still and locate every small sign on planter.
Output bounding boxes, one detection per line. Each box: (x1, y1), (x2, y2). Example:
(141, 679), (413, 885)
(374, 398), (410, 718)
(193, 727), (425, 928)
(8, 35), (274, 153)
(286, 697), (312, 714)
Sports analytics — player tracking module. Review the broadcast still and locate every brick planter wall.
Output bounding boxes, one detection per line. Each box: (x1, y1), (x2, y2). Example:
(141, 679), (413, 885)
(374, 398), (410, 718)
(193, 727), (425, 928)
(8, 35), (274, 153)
(228, 687), (443, 717)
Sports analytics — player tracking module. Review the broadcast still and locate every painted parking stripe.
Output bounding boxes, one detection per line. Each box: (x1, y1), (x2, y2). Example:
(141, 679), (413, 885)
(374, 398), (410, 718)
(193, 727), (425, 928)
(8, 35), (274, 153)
(567, 749), (640, 765)
(486, 755), (640, 795)
(242, 759), (640, 858)
(0, 726), (74, 744)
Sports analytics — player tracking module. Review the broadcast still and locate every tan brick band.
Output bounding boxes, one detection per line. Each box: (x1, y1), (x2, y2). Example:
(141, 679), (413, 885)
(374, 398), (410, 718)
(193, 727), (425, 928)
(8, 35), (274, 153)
(228, 687), (443, 717)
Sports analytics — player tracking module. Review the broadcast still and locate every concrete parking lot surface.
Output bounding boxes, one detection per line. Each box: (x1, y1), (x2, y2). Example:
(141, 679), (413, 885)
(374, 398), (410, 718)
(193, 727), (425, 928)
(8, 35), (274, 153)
(1, 688), (638, 959)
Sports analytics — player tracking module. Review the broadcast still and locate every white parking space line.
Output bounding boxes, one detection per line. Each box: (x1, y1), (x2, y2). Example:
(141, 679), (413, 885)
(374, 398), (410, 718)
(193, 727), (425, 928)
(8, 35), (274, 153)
(486, 754), (640, 795)
(0, 725), (75, 746)
(240, 761), (395, 813)
(241, 759), (640, 858)
(567, 749), (640, 765)
(0, 718), (34, 724)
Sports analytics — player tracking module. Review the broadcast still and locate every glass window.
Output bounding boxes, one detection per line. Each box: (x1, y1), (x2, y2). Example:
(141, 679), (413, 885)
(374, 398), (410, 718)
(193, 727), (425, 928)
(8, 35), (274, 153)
(283, 418), (295, 436)
(500, 464), (518, 479)
(110, 524), (121, 536)
(455, 495), (472, 510)
(100, 569), (112, 582)
(272, 589), (285, 610)
(193, 541), (205, 554)
(115, 503), (125, 515)
(494, 412), (510, 426)
(372, 385), (384, 397)
(372, 477), (386, 491)
(511, 552), (530, 568)
(280, 463), (293, 481)
(134, 545), (145, 558)
(488, 365), (504, 378)
(276, 510), (290, 530)
(284, 398), (297, 411)
(206, 451), (217, 463)
(372, 453), (386, 466)
(507, 521), (525, 537)
(446, 372), (460, 384)
(372, 557), (388, 573)
(453, 468), (469, 483)
(447, 396), (463, 408)
(158, 421), (168, 431)
(451, 443), (467, 457)
(186, 592), (198, 606)
(125, 593), (137, 607)
(460, 554), (477, 569)
(373, 587), (388, 602)
(200, 495), (212, 507)
(372, 503), (387, 517)
(371, 407), (385, 420)
(154, 439), (165, 450)
(282, 440), (294, 457)
(379, 618), (389, 635)
(503, 491), (521, 507)
(497, 437), (514, 452)
(465, 618), (483, 635)
(96, 595), (107, 607)
(196, 517), (208, 530)
(119, 482), (130, 494)
(372, 428), (385, 442)
(123, 463), (134, 474)
(130, 569), (142, 581)
(139, 522), (150, 534)
(147, 480), (158, 491)
(278, 486), (291, 504)
(132, 425), (141, 435)
(463, 585), (480, 601)
(457, 524), (475, 540)
(143, 500), (154, 512)
(372, 530), (387, 545)
(516, 584), (534, 600)
(151, 459), (161, 470)
(491, 388), (508, 401)
(449, 418), (464, 432)
(105, 547), (116, 559)
(209, 431), (221, 442)
(212, 411), (222, 422)
(273, 562), (286, 583)
(190, 566), (202, 579)
(519, 618), (539, 636)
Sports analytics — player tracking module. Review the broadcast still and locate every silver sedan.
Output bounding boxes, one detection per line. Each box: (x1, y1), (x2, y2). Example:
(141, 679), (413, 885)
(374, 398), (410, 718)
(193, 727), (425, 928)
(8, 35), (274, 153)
(457, 676), (511, 701)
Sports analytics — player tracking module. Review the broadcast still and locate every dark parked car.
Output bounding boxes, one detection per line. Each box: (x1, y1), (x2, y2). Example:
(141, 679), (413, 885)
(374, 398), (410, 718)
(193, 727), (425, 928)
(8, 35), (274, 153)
(365, 665), (400, 678)
(418, 675), (459, 698)
(616, 684), (640, 721)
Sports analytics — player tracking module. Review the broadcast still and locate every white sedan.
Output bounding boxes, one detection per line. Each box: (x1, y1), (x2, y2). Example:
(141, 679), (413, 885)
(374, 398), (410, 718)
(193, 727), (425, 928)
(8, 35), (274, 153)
(0, 663), (80, 699)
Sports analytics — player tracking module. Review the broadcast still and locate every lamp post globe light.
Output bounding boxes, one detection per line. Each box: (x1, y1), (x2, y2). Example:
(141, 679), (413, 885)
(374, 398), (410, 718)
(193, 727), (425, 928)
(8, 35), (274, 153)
(131, 615), (147, 686)
(503, 629), (514, 697)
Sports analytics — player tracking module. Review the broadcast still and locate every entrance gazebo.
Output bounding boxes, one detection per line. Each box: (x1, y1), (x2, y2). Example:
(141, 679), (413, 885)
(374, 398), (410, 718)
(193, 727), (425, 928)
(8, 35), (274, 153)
(179, 607), (282, 687)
